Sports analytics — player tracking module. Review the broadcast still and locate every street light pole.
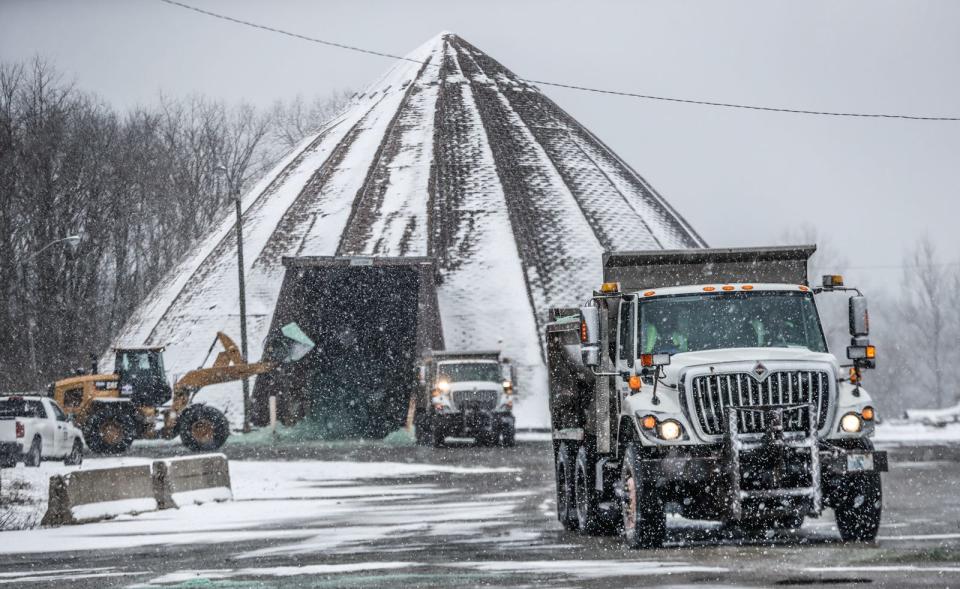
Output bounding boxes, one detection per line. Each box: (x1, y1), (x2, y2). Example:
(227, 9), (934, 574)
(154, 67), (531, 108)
(25, 235), (82, 389)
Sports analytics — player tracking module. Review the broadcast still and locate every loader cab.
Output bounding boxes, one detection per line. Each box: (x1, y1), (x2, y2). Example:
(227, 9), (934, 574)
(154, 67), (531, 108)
(114, 347), (172, 407)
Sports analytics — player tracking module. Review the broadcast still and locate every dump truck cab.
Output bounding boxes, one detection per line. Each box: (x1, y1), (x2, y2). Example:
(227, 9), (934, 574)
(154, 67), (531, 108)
(548, 246), (886, 547)
(416, 351), (516, 447)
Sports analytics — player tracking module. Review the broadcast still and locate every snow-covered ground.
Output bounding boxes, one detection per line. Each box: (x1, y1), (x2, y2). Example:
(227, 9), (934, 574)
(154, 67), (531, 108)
(874, 420), (960, 446)
(0, 457), (519, 550)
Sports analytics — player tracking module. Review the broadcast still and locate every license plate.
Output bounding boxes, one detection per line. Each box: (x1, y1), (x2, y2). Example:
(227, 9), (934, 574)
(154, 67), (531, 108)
(847, 453), (874, 472)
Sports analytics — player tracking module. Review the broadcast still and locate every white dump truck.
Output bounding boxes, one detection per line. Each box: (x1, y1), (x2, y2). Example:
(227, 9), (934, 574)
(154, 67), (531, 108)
(415, 351), (516, 447)
(547, 246), (886, 548)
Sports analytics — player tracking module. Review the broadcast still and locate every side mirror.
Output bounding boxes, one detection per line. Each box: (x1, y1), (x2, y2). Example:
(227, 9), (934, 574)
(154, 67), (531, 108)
(849, 295), (869, 337)
(580, 306), (600, 368)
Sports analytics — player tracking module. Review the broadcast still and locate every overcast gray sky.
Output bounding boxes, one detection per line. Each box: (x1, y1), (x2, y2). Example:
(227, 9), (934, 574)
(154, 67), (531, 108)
(2, 0), (958, 290)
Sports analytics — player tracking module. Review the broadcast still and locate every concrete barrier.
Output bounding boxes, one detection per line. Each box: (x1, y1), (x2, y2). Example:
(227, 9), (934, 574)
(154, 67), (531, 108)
(152, 454), (232, 510)
(41, 464), (158, 526)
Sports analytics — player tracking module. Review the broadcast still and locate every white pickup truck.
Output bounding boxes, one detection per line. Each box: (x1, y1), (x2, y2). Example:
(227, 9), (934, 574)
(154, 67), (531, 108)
(0, 396), (84, 467)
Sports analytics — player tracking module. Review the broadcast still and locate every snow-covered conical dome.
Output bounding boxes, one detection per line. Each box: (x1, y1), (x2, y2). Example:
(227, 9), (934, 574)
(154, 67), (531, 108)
(109, 33), (705, 429)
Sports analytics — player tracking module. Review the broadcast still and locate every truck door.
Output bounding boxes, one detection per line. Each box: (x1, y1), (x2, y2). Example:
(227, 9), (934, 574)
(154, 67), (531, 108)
(615, 296), (637, 403)
(31, 399), (55, 455)
(49, 401), (71, 456)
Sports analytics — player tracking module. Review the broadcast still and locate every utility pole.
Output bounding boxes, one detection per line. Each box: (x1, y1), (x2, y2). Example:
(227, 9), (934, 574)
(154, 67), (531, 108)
(232, 183), (252, 433)
(215, 165), (252, 432)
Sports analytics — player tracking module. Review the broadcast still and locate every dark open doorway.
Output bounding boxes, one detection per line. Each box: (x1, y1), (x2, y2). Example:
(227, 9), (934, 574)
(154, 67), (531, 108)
(253, 256), (442, 438)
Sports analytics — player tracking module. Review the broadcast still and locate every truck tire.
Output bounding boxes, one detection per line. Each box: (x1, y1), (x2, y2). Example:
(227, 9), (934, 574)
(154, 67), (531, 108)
(179, 405), (230, 452)
(85, 406), (136, 454)
(25, 437), (41, 467)
(575, 444), (617, 535)
(834, 471), (882, 542)
(499, 420), (516, 448)
(64, 439), (83, 466)
(414, 411), (431, 446)
(620, 442), (666, 548)
(556, 442), (578, 530)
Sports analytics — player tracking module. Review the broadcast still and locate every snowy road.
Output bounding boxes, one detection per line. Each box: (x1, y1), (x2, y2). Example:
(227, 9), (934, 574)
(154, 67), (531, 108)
(0, 439), (959, 587)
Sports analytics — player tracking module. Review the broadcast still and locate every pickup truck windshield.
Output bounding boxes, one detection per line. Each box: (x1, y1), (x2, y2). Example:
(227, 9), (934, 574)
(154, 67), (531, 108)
(438, 362), (502, 383)
(640, 291), (827, 354)
(0, 399), (45, 419)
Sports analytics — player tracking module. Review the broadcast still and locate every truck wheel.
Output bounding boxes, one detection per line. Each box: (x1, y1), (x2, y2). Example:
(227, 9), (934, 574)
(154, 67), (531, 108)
(575, 444), (612, 535)
(25, 437), (42, 467)
(620, 442), (666, 548)
(85, 407), (136, 454)
(179, 406), (230, 452)
(834, 472), (882, 542)
(499, 420), (516, 448)
(556, 442), (578, 530)
(414, 411), (431, 446)
(64, 439), (83, 466)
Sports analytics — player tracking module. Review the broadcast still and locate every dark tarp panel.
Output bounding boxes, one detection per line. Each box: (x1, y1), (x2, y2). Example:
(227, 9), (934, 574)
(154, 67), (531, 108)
(253, 257), (443, 438)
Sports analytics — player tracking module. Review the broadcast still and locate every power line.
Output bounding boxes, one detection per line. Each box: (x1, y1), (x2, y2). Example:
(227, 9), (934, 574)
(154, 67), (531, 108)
(157, 0), (960, 122)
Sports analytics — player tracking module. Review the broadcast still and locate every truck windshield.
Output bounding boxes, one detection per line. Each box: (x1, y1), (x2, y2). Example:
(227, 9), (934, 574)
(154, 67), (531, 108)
(438, 362), (502, 383)
(639, 291), (827, 354)
(0, 399), (45, 419)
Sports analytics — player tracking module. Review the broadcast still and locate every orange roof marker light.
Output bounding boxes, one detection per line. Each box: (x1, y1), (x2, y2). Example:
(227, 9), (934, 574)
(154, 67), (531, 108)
(599, 282), (620, 294)
(722, 285), (735, 291)
(643, 290), (656, 297)
(799, 285), (810, 292)
(703, 286), (716, 292)
(741, 285), (754, 291)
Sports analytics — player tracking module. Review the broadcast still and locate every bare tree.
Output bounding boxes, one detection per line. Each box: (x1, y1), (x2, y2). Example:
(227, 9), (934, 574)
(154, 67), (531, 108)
(892, 239), (960, 408)
(0, 58), (347, 390)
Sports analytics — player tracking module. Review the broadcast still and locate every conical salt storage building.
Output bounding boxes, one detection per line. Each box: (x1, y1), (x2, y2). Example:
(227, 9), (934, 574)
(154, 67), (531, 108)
(109, 32), (706, 431)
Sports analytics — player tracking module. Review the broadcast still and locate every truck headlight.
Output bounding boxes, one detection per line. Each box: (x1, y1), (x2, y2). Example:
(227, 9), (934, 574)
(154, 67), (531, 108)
(658, 419), (683, 441)
(840, 413), (863, 433)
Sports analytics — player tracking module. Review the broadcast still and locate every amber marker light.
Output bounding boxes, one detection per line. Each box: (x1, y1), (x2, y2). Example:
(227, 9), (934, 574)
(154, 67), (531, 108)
(643, 290), (656, 297)
(628, 375), (642, 391)
(742, 285), (754, 290)
(865, 345), (876, 359)
(703, 286), (716, 292)
(641, 415), (657, 430)
(862, 406), (875, 421)
(722, 285), (735, 291)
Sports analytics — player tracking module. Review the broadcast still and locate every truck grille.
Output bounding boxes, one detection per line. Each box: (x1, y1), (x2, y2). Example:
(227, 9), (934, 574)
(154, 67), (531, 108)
(452, 390), (498, 411)
(690, 371), (830, 436)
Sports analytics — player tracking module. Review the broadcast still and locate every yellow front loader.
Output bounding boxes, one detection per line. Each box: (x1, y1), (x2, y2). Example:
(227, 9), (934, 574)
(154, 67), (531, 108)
(50, 326), (312, 454)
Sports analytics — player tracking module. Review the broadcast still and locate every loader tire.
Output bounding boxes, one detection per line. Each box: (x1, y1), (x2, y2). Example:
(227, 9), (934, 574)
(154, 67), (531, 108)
(179, 405), (230, 452)
(499, 420), (515, 448)
(556, 442), (578, 530)
(85, 407), (136, 454)
(834, 471), (882, 542)
(620, 442), (666, 548)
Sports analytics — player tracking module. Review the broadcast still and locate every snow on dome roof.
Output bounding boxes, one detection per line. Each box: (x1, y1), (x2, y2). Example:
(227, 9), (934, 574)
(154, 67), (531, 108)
(107, 33), (705, 428)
